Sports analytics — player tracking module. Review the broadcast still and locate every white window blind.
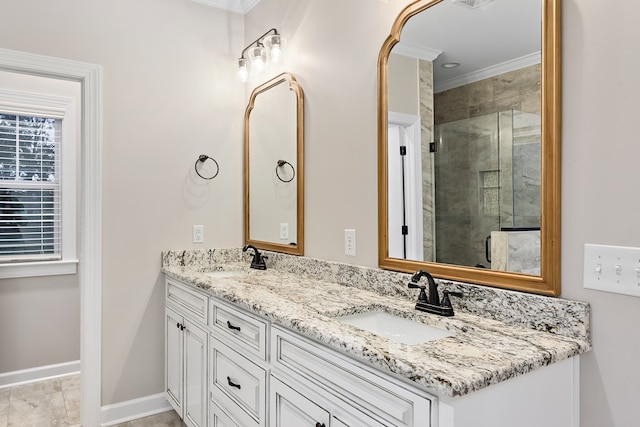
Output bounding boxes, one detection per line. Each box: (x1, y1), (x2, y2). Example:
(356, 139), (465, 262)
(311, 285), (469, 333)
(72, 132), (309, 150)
(0, 113), (62, 261)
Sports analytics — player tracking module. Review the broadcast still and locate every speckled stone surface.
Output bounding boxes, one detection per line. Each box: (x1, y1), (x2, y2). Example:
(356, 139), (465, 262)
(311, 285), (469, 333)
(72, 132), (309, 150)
(162, 248), (591, 398)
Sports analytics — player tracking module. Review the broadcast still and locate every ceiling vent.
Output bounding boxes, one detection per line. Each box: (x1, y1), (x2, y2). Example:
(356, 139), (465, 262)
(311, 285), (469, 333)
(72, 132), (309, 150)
(452, 0), (495, 9)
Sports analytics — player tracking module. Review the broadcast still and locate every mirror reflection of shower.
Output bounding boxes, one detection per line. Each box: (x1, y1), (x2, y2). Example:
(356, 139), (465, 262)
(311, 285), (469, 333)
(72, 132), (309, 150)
(388, 109), (541, 274)
(433, 110), (541, 273)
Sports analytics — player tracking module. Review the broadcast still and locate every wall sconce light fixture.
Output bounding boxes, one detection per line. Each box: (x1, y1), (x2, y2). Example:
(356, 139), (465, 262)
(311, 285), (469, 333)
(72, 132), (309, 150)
(238, 28), (285, 82)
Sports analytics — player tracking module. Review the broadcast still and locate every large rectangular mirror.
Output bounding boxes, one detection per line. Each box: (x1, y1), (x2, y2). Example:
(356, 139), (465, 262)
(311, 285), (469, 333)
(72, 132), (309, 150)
(244, 72), (304, 255)
(378, 0), (561, 295)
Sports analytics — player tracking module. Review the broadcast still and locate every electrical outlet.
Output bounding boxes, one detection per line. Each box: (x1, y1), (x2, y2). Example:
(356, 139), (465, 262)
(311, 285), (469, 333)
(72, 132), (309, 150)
(345, 229), (356, 256)
(280, 223), (289, 240)
(192, 225), (204, 243)
(583, 244), (640, 297)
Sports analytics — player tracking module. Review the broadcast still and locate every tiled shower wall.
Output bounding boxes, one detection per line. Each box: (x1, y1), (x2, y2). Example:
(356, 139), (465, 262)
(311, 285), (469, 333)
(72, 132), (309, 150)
(430, 65), (541, 268)
(433, 64), (541, 124)
(419, 59), (435, 262)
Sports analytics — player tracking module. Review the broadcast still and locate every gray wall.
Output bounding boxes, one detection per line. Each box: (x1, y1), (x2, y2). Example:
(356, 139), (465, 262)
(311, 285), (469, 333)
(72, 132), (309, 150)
(0, 276), (80, 372)
(248, 2), (640, 426)
(1, 1), (639, 425)
(0, 0), (244, 405)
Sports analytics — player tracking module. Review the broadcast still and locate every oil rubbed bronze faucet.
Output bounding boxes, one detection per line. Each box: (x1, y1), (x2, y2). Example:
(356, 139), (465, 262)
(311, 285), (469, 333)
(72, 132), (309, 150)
(408, 270), (463, 317)
(242, 245), (268, 270)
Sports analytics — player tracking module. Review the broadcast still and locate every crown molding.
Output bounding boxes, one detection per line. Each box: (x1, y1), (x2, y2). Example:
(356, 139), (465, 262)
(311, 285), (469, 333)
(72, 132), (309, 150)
(393, 41), (442, 62)
(192, 0), (261, 14)
(434, 51), (541, 93)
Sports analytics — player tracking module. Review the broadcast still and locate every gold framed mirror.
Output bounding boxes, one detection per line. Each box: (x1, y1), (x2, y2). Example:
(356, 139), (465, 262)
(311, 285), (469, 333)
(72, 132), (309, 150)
(244, 72), (304, 255)
(378, 0), (561, 295)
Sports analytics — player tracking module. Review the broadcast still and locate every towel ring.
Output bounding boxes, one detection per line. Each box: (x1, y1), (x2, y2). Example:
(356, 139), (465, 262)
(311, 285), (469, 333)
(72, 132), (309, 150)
(276, 160), (295, 183)
(195, 154), (219, 180)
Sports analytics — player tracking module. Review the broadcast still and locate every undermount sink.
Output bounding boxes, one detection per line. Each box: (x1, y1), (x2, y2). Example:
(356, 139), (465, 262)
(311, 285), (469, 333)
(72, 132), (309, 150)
(335, 311), (453, 345)
(202, 263), (248, 279)
(204, 270), (247, 279)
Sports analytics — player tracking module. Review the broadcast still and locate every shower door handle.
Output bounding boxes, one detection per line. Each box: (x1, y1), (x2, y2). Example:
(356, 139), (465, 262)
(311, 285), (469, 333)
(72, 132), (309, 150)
(485, 235), (491, 264)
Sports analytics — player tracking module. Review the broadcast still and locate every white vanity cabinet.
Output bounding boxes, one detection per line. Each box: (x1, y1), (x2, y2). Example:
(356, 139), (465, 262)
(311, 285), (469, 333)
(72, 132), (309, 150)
(270, 374), (387, 427)
(270, 325), (435, 427)
(165, 279), (209, 427)
(165, 276), (580, 427)
(208, 298), (270, 427)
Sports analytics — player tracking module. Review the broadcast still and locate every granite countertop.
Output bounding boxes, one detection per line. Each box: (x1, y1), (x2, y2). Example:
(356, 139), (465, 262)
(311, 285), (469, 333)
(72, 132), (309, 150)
(162, 250), (591, 398)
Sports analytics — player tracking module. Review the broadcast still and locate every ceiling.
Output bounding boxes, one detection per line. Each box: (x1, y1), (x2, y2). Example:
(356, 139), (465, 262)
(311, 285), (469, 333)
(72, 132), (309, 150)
(192, 0), (261, 14)
(195, 0), (541, 91)
(395, 0), (541, 91)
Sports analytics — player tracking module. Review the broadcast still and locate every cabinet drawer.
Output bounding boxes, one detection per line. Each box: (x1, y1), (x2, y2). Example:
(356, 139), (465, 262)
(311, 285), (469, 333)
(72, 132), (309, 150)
(210, 299), (267, 360)
(209, 401), (240, 427)
(272, 326), (434, 427)
(210, 338), (266, 427)
(166, 278), (208, 323)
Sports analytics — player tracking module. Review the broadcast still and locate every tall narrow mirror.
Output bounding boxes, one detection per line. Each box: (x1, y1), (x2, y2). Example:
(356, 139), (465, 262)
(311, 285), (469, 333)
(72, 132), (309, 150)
(378, 0), (561, 295)
(245, 72), (304, 255)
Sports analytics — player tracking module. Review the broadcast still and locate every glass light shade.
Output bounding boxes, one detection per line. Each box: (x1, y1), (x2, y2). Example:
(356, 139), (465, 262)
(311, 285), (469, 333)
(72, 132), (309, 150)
(263, 34), (285, 62)
(248, 46), (267, 72)
(238, 58), (249, 82)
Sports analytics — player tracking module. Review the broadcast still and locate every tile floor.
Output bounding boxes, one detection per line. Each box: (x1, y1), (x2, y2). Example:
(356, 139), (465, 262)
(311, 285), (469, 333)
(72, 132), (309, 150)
(0, 375), (184, 427)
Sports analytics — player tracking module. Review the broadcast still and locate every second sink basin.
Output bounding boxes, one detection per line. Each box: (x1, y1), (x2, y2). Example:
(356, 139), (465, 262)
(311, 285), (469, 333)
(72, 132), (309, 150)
(336, 311), (452, 345)
(204, 270), (247, 279)
(202, 263), (249, 279)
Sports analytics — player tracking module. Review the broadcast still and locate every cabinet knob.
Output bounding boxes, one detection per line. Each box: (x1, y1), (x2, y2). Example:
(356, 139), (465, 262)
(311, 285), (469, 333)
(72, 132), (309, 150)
(226, 376), (241, 390)
(315, 423), (325, 427)
(226, 320), (241, 332)
(176, 322), (180, 329)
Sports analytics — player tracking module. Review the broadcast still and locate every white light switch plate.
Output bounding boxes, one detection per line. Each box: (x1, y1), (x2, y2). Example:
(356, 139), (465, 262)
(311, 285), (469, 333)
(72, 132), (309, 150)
(345, 229), (356, 256)
(280, 223), (289, 240)
(583, 244), (640, 297)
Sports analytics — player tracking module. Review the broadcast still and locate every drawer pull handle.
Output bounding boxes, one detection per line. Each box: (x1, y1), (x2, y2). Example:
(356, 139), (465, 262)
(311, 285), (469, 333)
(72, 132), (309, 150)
(226, 320), (241, 332)
(226, 376), (241, 390)
(315, 423), (325, 427)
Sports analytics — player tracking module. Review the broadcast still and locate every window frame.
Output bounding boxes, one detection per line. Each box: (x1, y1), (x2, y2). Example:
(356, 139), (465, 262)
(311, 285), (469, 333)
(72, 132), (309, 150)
(0, 88), (77, 278)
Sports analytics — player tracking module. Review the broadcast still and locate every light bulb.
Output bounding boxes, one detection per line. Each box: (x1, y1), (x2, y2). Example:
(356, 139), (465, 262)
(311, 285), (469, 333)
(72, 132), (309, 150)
(263, 34), (284, 62)
(248, 46), (267, 72)
(237, 58), (248, 82)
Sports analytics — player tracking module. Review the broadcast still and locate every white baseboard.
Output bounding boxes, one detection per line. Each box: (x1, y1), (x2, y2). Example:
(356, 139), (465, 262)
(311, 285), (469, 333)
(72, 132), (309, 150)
(101, 392), (172, 426)
(0, 360), (80, 389)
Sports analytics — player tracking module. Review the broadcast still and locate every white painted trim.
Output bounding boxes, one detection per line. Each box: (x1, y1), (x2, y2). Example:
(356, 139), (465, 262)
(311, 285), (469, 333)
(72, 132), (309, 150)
(393, 41), (442, 62)
(388, 111), (424, 261)
(101, 393), (173, 426)
(0, 48), (103, 427)
(435, 51), (541, 93)
(0, 259), (78, 279)
(572, 356), (581, 427)
(0, 360), (80, 389)
(192, 0), (260, 14)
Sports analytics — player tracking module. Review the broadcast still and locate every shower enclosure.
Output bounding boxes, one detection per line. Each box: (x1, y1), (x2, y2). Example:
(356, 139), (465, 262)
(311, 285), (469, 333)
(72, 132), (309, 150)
(432, 109), (541, 270)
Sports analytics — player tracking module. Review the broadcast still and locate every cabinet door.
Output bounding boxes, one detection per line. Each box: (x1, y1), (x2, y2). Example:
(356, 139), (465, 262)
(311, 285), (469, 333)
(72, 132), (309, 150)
(270, 377), (330, 427)
(184, 320), (208, 427)
(166, 307), (184, 415)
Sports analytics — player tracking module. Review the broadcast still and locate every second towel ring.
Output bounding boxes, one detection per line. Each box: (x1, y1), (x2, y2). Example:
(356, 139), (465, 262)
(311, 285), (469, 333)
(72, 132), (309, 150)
(195, 154), (219, 180)
(276, 160), (295, 183)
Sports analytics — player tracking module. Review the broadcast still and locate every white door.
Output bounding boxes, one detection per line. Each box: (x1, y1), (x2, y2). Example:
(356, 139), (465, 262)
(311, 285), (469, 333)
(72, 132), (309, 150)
(184, 320), (208, 427)
(166, 307), (184, 415)
(387, 112), (424, 261)
(270, 377), (330, 427)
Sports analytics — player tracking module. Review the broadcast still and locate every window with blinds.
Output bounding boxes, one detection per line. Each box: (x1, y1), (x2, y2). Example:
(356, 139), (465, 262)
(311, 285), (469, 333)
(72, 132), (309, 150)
(0, 114), (62, 262)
